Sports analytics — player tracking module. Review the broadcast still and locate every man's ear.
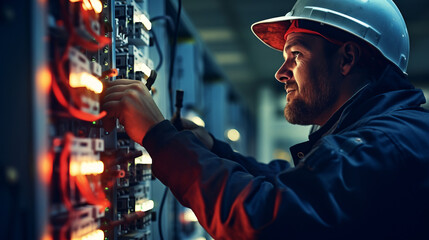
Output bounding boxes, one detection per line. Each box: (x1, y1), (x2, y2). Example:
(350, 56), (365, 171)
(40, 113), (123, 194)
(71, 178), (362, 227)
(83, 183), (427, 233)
(339, 42), (361, 76)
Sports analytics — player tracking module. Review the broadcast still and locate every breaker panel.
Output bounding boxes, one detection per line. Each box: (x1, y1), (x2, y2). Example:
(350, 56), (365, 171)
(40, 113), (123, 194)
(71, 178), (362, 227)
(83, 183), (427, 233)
(47, 0), (156, 239)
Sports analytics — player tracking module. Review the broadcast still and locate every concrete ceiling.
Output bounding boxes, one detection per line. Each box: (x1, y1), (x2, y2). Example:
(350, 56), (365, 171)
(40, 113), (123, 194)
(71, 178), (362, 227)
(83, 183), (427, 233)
(182, 0), (429, 109)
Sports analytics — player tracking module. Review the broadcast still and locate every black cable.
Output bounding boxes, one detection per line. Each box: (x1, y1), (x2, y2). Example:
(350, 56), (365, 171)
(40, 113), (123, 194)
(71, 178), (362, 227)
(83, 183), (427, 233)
(158, 1), (182, 240)
(158, 187), (168, 240)
(150, 15), (175, 72)
(168, 0), (182, 115)
(151, 15), (175, 33)
(150, 29), (163, 71)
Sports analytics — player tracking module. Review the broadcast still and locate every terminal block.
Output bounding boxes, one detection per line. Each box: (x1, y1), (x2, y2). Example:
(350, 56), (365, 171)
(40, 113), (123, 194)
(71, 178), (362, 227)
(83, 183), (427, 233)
(115, 0), (151, 46)
(116, 45), (155, 82)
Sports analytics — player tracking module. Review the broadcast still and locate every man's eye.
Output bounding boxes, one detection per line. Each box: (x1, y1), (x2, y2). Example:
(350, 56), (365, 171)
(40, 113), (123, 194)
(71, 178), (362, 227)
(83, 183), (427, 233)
(292, 51), (301, 58)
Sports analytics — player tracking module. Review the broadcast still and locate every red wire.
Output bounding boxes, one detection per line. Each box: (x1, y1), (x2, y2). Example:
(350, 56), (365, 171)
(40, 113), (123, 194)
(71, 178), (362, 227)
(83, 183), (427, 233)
(60, 133), (74, 211)
(81, 9), (111, 47)
(53, 41), (107, 122)
(75, 174), (110, 209)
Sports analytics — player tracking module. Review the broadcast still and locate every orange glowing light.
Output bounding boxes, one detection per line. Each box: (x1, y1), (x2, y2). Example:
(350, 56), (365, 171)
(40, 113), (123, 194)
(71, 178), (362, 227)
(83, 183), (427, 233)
(38, 152), (54, 184)
(36, 66), (52, 94)
(89, 0), (103, 13)
(76, 0), (102, 13)
(70, 160), (104, 176)
(82, 0), (92, 11)
(40, 226), (53, 240)
(69, 72), (103, 94)
(72, 229), (104, 240)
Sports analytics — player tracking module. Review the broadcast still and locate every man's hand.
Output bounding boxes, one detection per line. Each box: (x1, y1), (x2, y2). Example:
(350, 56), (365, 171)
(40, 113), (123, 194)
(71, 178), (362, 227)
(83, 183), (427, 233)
(101, 79), (165, 143)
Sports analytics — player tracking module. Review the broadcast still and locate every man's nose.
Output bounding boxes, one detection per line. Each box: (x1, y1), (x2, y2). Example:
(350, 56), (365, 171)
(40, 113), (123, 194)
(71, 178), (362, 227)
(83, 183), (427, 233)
(275, 61), (293, 83)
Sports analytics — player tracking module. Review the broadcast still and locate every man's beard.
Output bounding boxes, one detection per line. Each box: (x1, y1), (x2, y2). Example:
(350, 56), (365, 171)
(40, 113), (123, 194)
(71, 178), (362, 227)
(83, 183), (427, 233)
(284, 78), (338, 125)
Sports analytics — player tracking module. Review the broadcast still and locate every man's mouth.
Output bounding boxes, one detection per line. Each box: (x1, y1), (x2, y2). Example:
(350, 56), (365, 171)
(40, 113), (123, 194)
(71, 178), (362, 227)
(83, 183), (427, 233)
(285, 83), (297, 95)
(286, 88), (296, 94)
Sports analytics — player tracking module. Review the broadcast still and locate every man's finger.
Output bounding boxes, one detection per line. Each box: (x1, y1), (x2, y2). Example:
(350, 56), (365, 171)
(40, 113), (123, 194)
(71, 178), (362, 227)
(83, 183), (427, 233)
(104, 81), (149, 96)
(102, 91), (127, 105)
(105, 79), (137, 86)
(102, 116), (116, 132)
(101, 100), (122, 119)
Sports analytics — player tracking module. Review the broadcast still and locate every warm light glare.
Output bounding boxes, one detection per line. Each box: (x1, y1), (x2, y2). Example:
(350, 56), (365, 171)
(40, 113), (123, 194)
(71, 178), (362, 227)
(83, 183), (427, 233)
(38, 152), (54, 184)
(82, 0), (92, 11)
(136, 62), (152, 79)
(70, 72), (103, 94)
(141, 14), (152, 30)
(68, 0), (102, 13)
(70, 161), (104, 176)
(183, 209), (199, 222)
(72, 229), (104, 240)
(226, 129), (240, 142)
(188, 116), (205, 127)
(41, 225), (53, 240)
(136, 200), (154, 212)
(36, 66), (52, 94)
(89, 0), (103, 13)
(135, 155), (152, 164)
(135, 13), (152, 31)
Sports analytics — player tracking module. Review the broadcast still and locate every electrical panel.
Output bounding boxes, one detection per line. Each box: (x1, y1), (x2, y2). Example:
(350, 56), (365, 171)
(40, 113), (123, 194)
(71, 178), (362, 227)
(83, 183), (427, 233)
(46, 0), (156, 239)
(1, 0), (254, 239)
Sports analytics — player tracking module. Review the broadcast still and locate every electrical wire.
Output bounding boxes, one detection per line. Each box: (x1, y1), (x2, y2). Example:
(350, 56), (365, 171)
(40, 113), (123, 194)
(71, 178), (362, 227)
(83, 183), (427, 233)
(60, 133), (74, 211)
(158, 187), (169, 240)
(159, 1), (182, 240)
(150, 28), (163, 72)
(151, 15), (175, 32)
(150, 15), (175, 72)
(51, 1), (109, 122)
(168, 0), (182, 116)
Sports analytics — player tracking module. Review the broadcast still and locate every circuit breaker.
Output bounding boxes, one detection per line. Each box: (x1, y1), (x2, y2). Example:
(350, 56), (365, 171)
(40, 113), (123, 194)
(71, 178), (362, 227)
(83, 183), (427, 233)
(45, 0), (156, 239)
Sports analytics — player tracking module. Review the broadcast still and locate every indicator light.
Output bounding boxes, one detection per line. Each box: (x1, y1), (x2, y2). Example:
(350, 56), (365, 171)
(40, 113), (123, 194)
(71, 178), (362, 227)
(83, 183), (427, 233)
(72, 229), (104, 240)
(73, 0), (103, 14)
(69, 72), (103, 94)
(135, 200), (154, 212)
(182, 209), (198, 222)
(135, 155), (152, 165)
(135, 62), (157, 84)
(135, 13), (152, 31)
(89, 0), (103, 13)
(70, 160), (104, 176)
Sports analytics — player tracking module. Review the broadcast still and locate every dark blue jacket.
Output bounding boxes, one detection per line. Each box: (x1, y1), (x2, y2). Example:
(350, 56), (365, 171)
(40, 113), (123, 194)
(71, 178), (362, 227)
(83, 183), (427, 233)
(143, 66), (429, 239)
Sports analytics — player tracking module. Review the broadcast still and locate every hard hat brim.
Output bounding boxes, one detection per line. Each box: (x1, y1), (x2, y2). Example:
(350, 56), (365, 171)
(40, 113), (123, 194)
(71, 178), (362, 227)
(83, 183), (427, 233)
(251, 16), (301, 52)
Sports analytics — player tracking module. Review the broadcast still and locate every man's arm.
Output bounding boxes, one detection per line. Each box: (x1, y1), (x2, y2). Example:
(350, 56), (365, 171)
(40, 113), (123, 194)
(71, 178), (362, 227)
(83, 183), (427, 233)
(143, 120), (405, 239)
(180, 118), (291, 178)
(101, 79), (400, 239)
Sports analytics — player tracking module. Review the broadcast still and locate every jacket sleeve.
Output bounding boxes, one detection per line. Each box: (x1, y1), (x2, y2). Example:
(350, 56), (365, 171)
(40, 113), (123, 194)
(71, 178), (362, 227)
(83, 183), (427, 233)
(142, 120), (404, 239)
(211, 135), (291, 179)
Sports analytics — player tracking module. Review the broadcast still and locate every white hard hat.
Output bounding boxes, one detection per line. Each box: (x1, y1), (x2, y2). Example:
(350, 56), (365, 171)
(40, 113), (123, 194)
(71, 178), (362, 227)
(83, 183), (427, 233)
(251, 0), (410, 74)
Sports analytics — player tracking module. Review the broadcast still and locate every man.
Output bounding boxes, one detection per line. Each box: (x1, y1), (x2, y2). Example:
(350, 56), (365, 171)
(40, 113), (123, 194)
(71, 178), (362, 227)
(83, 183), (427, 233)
(102, 0), (429, 239)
